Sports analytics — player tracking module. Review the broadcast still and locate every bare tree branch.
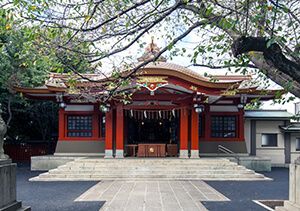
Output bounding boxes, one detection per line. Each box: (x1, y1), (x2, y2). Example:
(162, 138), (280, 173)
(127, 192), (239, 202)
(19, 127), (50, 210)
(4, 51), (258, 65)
(190, 63), (258, 69)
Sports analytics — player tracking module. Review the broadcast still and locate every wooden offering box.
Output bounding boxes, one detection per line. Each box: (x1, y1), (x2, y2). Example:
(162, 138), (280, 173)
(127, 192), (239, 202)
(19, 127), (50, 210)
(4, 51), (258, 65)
(137, 144), (166, 157)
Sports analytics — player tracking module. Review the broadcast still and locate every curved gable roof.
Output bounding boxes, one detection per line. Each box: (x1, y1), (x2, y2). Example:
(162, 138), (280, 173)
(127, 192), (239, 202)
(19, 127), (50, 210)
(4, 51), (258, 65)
(136, 62), (250, 89)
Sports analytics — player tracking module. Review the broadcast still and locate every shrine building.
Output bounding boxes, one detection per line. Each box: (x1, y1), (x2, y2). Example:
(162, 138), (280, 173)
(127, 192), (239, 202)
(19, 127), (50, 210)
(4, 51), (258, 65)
(15, 42), (284, 160)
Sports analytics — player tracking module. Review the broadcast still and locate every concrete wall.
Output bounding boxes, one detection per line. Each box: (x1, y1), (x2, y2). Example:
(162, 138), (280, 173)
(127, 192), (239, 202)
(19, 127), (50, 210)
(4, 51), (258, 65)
(255, 120), (286, 165)
(290, 133), (300, 163)
(31, 156), (78, 171)
(210, 105), (238, 112)
(199, 141), (248, 153)
(55, 141), (105, 154)
(244, 119), (251, 154)
(65, 104), (94, 111)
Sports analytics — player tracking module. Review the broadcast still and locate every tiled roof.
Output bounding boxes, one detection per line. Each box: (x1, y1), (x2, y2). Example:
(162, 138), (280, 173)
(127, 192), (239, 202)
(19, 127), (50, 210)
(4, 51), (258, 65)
(46, 61), (251, 88)
(244, 110), (293, 119)
(280, 123), (300, 131)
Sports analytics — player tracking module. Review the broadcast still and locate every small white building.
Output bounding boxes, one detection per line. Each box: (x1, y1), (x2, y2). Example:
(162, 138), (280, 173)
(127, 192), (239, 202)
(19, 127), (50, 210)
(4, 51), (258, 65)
(245, 110), (300, 167)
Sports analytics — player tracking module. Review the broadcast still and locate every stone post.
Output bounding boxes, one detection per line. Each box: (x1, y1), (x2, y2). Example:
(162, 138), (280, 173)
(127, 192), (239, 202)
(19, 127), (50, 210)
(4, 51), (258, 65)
(276, 156), (300, 211)
(0, 106), (30, 210)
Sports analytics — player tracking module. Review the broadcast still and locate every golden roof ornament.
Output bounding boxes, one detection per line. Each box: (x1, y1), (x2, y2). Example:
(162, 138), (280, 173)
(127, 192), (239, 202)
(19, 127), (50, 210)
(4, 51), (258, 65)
(137, 37), (167, 62)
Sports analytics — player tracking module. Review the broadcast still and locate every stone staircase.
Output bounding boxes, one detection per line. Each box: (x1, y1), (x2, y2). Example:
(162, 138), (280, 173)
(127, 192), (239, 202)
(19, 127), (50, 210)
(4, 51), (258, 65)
(30, 158), (270, 181)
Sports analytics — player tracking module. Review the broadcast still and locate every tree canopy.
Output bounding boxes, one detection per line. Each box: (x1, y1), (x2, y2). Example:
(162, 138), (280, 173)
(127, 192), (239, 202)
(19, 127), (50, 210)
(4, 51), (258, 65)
(0, 7), (92, 141)
(1, 0), (300, 99)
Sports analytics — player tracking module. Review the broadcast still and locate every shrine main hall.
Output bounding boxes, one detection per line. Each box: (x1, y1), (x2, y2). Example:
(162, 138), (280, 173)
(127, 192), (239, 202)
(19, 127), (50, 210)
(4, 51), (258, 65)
(16, 42), (280, 159)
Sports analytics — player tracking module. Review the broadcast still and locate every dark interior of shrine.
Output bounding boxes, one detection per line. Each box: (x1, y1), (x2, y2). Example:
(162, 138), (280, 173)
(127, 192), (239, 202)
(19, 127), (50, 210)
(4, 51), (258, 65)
(125, 114), (179, 145)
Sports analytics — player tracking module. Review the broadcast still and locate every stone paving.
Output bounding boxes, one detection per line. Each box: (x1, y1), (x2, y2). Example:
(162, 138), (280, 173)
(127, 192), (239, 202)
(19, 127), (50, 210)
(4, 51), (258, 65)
(75, 180), (229, 211)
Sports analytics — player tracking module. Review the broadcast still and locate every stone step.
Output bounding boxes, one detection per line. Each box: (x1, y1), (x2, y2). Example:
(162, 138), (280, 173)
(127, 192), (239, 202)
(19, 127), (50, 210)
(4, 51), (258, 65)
(73, 158), (231, 162)
(29, 158), (269, 182)
(281, 201), (300, 211)
(63, 162), (238, 167)
(30, 176), (268, 181)
(49, 169), (255, 175)
(59, 163), (244, 168)
(57, 167), (247, 173)
(275, 207), (288, 211)
(76, 157), (231, 160)
(37, 173), (264, 179)
(73, 159), (233, 164)
(58, 164), (242, 170)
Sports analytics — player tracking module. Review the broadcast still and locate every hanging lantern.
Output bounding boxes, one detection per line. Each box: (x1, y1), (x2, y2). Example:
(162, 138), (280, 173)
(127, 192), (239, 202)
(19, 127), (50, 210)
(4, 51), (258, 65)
(59, 102), (67, 109)
(194, 104), (205, 113)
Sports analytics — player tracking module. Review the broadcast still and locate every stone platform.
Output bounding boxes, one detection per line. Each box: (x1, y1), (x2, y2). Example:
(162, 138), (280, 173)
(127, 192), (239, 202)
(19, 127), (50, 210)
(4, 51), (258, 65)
(31, 154), (272, 172)
(229, 156), (272, 172)
(30, 158), (270, 181)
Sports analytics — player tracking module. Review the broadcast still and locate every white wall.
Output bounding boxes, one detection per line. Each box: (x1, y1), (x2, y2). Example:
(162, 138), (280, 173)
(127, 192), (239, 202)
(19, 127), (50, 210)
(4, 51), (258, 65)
(291, 133), (300, 163)
(210, 105), (238, 112)
(65, 104), (94, 111)
(255, 120), (286, 165)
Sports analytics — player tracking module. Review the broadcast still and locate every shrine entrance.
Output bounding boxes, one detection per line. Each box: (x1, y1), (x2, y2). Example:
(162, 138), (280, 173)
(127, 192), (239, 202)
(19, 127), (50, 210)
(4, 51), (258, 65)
(124, 110), (179, 157)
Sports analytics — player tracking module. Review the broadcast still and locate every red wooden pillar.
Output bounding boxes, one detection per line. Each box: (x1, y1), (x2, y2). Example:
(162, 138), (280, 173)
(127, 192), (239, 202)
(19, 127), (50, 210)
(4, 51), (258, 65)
(104, 109), (113, 158)
(115, 105), (124, 158)
(190, 109), (199, 158)
(180, 107), (189, 158)
(58, 108), (65, 140)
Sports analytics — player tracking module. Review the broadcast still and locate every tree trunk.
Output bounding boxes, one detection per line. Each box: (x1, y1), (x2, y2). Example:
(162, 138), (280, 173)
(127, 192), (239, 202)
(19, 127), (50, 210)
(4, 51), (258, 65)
(232, 36), (300, 89)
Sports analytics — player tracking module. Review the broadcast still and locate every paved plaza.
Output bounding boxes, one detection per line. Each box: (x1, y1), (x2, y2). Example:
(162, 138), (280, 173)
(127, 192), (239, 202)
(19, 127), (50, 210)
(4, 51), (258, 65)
(75, 180), (228, 210)
(17, 164), (289, 211)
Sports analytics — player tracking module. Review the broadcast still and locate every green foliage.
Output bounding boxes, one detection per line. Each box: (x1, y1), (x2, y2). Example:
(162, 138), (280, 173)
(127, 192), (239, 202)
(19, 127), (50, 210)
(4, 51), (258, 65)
(0, 7), (92, 142)
(245, 99), (262, 110)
